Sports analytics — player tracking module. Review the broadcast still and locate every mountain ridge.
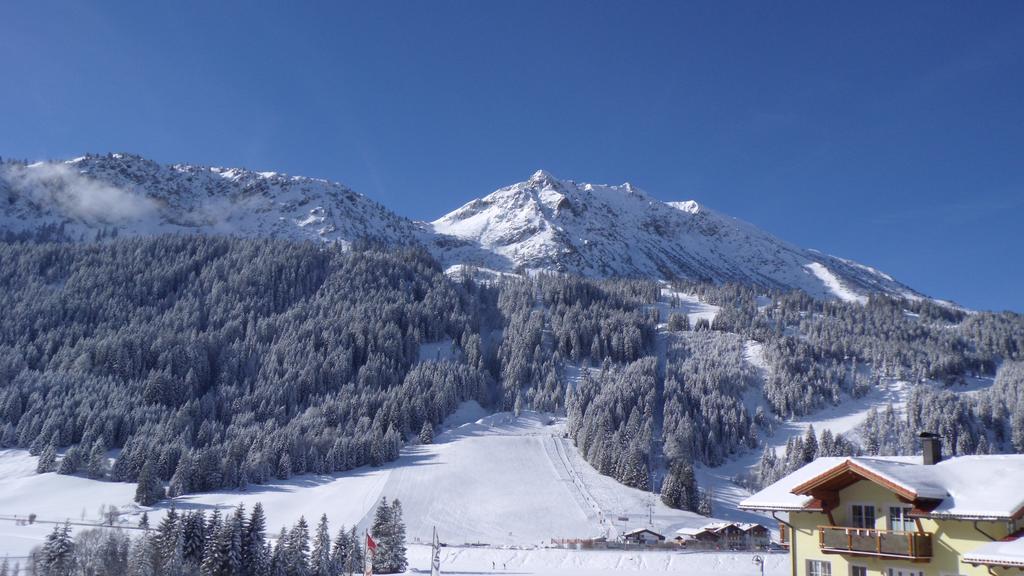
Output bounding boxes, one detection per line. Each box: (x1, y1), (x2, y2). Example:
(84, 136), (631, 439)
(1, 153), (927, 305)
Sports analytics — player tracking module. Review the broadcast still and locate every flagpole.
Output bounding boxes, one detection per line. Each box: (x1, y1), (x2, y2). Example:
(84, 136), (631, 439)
(364, 528), (371, 576)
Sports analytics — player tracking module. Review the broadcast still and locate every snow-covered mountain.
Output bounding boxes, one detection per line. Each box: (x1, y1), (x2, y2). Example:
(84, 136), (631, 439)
(431, 170), (921, 302)
(0, 153), (419, 246)
(1, 154), (921, 302)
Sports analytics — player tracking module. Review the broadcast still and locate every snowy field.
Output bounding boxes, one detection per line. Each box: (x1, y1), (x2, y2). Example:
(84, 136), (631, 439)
(653, 288), (720, 327)
(406, 544), (788, 576)
(0, 402), (713, 561)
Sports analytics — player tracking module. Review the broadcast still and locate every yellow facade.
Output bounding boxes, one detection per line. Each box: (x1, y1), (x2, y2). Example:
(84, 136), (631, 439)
(785, 480), (1018, 576)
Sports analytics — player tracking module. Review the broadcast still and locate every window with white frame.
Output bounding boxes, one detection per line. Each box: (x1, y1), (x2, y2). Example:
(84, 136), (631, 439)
(807, 560), (832, 576)
(888, 506), (915, 532)
(851, 504), (876, 529)
(850, 566), (868, 576)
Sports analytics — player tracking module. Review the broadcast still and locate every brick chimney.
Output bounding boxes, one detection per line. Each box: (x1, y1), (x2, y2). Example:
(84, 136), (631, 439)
(919, 432), (942, 465)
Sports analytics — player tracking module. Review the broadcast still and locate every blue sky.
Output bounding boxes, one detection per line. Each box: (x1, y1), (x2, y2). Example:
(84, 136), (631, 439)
(2, 2), (1022, 311)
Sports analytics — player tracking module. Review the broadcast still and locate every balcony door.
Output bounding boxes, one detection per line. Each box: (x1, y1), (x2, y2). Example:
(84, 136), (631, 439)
(888, 506), (915, 532)
(850, 504), (875, 529)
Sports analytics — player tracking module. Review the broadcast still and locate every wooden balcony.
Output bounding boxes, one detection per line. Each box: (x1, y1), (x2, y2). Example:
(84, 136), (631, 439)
(818, 526), (932, 561)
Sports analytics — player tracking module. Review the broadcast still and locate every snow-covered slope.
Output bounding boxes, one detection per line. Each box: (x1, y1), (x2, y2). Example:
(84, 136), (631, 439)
(431, 170), (920, 301)
(1, 154), (923, 302)
(0, 405), (715, 558)
(0, 154), (419, 245)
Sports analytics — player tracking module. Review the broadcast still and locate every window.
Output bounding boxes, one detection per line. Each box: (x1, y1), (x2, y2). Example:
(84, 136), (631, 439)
(850, 566), (868, 576)
(808, 560), (832, 576)
(851, 504), (876, 529)
(887, 569), (924, 576)
(888, 506), (916, 532)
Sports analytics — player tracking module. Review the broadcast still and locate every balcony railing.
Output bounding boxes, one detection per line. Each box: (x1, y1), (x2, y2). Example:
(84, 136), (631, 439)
(818, 526), (933, 560)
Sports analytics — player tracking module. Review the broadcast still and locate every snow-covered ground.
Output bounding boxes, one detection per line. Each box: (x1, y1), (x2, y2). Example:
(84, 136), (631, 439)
(406, 543), (788, 576)
(804, 262), (867, 304)
(0, 402), (714, 560)
(654, 288), (721, 327)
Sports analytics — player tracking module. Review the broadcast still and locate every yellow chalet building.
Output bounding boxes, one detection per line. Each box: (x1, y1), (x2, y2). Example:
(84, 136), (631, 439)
(740, 434), (1024, 576)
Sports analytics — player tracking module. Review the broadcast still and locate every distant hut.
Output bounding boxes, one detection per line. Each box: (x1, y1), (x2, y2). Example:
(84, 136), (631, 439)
(623, 528), (666, 545)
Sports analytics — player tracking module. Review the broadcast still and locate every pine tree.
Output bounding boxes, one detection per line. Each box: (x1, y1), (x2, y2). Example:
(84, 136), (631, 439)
(129, 531), (156, 576)
(370, 498), (393, 573)
(156, 507), (179, 570)
(227, 505), (245, 576)
(163, 529), (187, 576)
(243, 503), (267, 576)
(135, 460), (164, 506)
(347, 526), (363, 572)
(57, 445), (79, 475)
(418, 420), (434, 445)
(277, 453), (292, 481)
(386, 499), (407, 573)
(270, 528), (287, 576)
(87, 440), (108, 479)
(329, 526), (351, 575)
(41, 522), (75, 576)
(697, 488), (714, 517)
(659, 464), (681, 509)
(287, 516), (310, 576)
(310, 514), (331, 576)
(802, 425), (818, 463)
(200, 522), (228, 576)
(37, 443), (57, 473)
(819, 428), (835, 458)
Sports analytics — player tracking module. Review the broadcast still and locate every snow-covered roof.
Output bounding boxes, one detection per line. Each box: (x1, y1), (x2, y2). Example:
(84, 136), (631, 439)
(624, 528), (665, 538)
(739, 457), (846, 511)
(740, 455), (1024, 520)
(963, 532), (1024, 567)
(675, 522), (769, 537)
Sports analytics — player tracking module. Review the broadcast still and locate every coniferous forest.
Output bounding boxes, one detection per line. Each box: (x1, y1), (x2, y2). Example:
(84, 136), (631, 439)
(20, 498), (409, 576)
(1, 235), (1023, 518)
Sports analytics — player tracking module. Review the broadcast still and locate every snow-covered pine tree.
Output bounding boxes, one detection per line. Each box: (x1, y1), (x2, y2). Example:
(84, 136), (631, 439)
(270, 528), (287, 576)
(227, 505), (245, 576)
(243, 502), (267, 576)
(87, 440), (107, 479)
(41, 521), (75, 576)
(129, 531), (156, 576)
(386, 499), (408, 573)
(57, 445), (79, 475)
(310, 514), (331, 576)
(419, 420), (434, 445)
(37, 442), (57, 473)
(286, 516), (310, 576)
(155, 507), (179, 569)
(802, 425), (818, 463)
(370, 498), (393, 573)
(199, 521), (229, 576)
(134, 459), (164, 506)
(347, 525), (364, 572)
(277, 453), (291, 480)
(329, 526), (351, 574)
(163, 529), (187, 576)
(697, 488), (714, 517)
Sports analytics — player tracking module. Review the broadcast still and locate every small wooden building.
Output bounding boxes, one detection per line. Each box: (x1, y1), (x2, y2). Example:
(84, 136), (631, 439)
(623, 528), (666, 545)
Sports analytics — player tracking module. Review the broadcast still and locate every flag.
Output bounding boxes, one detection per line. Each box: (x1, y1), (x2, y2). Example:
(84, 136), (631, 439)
(366, 533), (378, 553)
(364, 531), (376, 576)
(431, 526), (441, 576)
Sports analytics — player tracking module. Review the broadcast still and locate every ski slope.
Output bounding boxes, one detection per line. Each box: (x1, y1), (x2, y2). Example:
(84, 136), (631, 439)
(0, 403), (713, 559)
